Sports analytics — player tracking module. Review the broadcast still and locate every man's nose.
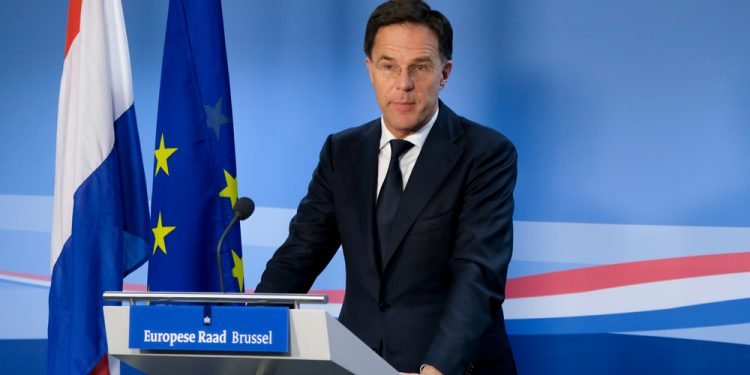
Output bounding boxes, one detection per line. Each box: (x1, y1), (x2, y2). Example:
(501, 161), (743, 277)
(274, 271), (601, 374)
(395, 68), (415, 91)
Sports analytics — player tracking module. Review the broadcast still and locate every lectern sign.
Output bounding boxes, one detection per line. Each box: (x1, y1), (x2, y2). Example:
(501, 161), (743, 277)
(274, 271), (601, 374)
(129, 305), (289, 353)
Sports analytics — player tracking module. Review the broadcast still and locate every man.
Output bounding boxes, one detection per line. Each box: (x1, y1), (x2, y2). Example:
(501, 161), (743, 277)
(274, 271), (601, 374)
(256, 1), (517, 374)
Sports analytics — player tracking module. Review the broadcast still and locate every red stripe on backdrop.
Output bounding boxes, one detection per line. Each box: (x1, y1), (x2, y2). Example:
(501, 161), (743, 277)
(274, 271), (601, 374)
(0, 269), (50, 282)
(123, 283), (147, 292)
(7, 252), (749, 303)
(0, 270), (348, 304)
(308, 289), (345, 304)
(243, 289), (346, 304)
(505, 252), (750, 298)
(64, 0), (83, 57)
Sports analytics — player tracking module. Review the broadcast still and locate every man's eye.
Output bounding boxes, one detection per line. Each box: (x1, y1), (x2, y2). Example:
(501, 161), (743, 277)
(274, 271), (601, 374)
(381, 64), (395, 71)
(415, 64), (428, 71)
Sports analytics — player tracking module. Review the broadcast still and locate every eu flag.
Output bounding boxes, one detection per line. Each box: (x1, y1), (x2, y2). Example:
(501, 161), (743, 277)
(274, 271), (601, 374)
(147, 0), (244, 293)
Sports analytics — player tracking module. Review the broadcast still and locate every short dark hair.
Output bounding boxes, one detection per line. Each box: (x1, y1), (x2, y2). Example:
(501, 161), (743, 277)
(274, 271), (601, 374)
(364, 0), (453, 61)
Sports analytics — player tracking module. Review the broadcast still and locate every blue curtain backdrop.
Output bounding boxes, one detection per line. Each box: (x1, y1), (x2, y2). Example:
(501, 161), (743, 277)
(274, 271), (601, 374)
(1, 1), (749, 374)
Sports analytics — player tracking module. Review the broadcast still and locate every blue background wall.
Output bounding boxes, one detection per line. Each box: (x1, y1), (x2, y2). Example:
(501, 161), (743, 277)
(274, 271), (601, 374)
(1, 0), (749, 373)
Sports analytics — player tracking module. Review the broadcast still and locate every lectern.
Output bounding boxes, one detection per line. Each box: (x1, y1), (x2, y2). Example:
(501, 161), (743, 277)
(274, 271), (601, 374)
(103, 292), (398, 374)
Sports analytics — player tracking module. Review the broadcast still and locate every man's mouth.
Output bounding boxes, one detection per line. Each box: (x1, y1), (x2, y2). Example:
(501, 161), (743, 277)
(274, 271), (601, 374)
(390, 101), (416, 111)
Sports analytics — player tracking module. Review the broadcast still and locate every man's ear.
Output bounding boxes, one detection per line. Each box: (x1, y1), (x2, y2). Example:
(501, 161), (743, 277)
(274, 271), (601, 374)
(441, 60), (453, 83)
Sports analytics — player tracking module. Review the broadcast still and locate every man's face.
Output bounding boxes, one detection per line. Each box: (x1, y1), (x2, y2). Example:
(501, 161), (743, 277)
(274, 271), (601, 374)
(366, 23), (452, 138)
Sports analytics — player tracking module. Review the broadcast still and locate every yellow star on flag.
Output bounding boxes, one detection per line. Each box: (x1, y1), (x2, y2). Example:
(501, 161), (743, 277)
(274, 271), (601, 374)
(154, 133), (178, 176)
(152, 212), (176, 255)
(231, 250), (244, 292)
(219, 169), (238, 208)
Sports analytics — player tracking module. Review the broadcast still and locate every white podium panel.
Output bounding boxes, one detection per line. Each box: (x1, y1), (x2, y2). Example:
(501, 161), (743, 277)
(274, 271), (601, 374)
(104, 306), (397, 375)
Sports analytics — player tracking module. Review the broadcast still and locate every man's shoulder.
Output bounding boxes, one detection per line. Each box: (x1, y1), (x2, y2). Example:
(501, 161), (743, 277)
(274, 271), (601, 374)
(330, 118), (379, 143)
(445, 110), (518, 178)
(460, 116), (511, 143)
(318, 118), (380, 160)
(442, 107), (515, 153)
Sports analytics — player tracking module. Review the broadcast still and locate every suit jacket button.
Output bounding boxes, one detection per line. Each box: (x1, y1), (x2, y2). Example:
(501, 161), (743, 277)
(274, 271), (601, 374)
(379, 302), (390, 312)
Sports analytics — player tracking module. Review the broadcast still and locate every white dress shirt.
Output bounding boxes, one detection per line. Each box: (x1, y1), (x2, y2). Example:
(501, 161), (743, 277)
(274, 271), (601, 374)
(376, 107), (439, 199)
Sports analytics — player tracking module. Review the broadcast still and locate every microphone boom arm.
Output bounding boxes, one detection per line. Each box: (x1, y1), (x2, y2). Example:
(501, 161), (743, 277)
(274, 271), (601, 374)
(216, 213), (240, 293)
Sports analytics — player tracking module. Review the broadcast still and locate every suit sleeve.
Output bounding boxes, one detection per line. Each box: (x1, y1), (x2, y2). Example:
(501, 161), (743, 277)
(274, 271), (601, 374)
(255, 135), (341, 293)
(424, 137), (517, 374)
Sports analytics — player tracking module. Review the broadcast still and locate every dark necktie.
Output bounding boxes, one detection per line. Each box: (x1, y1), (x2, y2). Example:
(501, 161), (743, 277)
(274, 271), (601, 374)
(376, 139), (414, 266)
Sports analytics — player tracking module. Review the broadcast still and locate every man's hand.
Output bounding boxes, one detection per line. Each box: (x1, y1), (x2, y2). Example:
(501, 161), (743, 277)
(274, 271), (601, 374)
(399, 364), (444, 375)
(420, 365), (444, 375)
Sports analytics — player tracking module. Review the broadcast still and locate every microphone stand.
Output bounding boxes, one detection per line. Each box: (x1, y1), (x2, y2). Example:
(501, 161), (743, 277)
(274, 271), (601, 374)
(216, 213), (240, 293)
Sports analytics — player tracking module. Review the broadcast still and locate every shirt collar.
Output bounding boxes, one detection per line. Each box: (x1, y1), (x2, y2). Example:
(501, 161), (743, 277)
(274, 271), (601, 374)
(379, 106), (439, 151)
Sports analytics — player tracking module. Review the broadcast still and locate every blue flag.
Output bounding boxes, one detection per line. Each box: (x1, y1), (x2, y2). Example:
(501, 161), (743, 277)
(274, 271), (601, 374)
(148, 0), (244, 293)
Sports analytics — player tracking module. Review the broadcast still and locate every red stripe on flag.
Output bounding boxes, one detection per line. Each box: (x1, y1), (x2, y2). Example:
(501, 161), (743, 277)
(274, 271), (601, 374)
(90, 354), (109, 375)
(505, 252), (750, 298)
(64, 0), (83, 57)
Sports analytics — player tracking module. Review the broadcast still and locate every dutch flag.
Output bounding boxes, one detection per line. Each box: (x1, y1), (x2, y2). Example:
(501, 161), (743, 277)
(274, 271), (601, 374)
(48, 0), (151, 374)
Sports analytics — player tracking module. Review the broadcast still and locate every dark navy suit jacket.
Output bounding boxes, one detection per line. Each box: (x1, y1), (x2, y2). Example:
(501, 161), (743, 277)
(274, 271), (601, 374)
(256, 102), (517, 374)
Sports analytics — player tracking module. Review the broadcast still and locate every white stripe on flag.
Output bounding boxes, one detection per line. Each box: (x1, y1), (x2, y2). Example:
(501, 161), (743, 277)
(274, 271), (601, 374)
(50, 0), (136, 270)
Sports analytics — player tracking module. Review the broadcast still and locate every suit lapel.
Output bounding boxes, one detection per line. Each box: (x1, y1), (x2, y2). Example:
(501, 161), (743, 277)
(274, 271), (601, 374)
(382, 104), (464, 269)
(349, 122), (381, 273)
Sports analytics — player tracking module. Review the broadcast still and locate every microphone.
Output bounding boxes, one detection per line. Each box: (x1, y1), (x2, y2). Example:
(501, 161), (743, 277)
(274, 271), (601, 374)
(217, 197), (255, 292)
(233, 197), (255, 220)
